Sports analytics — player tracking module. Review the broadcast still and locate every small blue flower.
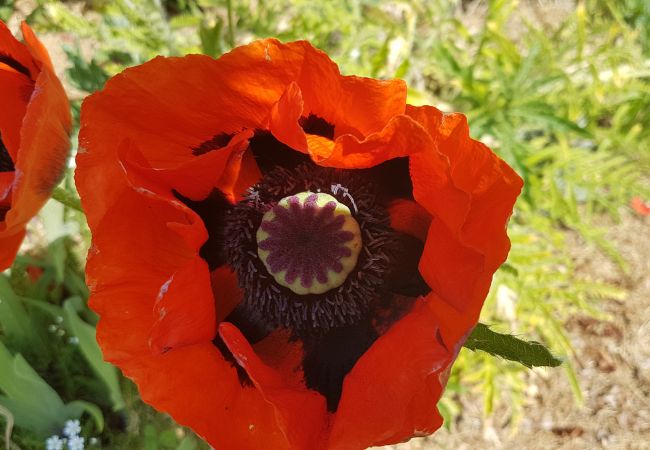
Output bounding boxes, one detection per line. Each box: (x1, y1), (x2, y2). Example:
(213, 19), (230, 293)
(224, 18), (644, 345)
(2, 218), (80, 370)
(67, 435), (85, 450)
(46, 435), (64, 450)
(63, 419), (82, 437)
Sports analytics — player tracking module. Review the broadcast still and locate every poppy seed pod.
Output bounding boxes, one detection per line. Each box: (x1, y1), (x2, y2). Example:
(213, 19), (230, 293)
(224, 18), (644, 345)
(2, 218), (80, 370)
(76, 39), (522, 450)
(0, 21), (71, 270)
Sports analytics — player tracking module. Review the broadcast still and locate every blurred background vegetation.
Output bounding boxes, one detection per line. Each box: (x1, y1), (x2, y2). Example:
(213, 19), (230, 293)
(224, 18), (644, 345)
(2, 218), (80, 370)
(0, 0), (649, 448)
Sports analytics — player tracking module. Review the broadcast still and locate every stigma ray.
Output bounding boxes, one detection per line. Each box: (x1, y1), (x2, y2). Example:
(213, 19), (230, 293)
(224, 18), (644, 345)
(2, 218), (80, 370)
(330, 183), (358, 214)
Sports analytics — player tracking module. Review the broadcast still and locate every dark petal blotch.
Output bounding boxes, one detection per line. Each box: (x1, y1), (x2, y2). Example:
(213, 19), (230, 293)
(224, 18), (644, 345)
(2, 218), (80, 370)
(385, 233), (431, 298)
(174, 188), (232, 271)
(0, 135), (15, 173)
(299, 114), (335, 139)
(302, 320), (378, 411)
(249, 130), (310, 173)
(0, 53), (31, 78)
(192, 133), (233, 156)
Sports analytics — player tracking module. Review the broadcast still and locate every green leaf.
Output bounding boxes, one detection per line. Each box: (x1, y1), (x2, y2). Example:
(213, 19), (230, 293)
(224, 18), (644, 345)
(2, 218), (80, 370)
(63, 45), (110, 93)
(464, 323), (563, 368)
(0, 276), (32, 345)
(511, 101), (591, 137)
(63, 267), (90, 300)
(0, 341), (105, 437)
(15, 295), (63, 318)
(62, 297), (125, 411)
(0, 342), (66, 436)
(499, 262), (519, 277)
(48, 238), (68, 285)
(393, 58), (410, 79)
(64, 400), (104, 432)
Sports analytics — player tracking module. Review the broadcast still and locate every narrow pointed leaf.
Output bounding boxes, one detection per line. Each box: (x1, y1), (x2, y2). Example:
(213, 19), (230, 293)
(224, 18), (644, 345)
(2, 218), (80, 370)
(464, 323), (563, 368)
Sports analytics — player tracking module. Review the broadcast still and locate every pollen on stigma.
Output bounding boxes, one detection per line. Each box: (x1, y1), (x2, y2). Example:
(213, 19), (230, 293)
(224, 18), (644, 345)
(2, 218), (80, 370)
(256, 191), (362, 295)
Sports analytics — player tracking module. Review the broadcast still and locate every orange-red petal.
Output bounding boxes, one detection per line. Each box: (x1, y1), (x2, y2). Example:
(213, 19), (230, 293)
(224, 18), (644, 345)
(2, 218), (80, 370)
(407, 105), (523, 346)
(0, 21), (39, 78)
(6, 63), (70, 229)
(220, 324), (329, 450)
(0, 67), (31, 159)
(306, 114), (432, 169)
(221, 39), (431, 170)
(226, 39), (407, 140)
(120, 343), (292, 449)
(328, 296), (449, 449)
(149, 257), (216, 354)
(85, 180), (290, 448)
(19, 22), (55, 73)
(387, 199), (432, 242)
(0, 21), (70, 270)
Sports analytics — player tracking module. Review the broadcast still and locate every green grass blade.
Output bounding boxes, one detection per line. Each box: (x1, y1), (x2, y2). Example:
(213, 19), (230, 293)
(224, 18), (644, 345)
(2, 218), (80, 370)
(0, 277), (32, 345)
(62, 297), (125, 411)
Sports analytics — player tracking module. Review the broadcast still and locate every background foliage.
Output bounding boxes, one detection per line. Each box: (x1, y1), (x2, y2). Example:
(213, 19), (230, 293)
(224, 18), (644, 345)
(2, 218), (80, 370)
(0, 0), (648, 448)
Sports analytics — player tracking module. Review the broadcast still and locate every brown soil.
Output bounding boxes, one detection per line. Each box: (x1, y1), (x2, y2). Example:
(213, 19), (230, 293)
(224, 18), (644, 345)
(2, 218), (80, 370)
(376, 212), (650, 450)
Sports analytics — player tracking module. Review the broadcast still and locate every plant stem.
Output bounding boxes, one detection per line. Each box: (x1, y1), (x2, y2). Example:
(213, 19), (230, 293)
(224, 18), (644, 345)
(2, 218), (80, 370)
(52, 186), (83, 213)
(226, 0), (235, 48)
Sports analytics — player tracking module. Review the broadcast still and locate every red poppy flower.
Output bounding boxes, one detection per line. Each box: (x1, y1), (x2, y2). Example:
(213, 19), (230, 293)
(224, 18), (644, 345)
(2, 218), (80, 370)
(631, 196), (650, 216)
(76, 39), (522, 449)
(0, 21), (71, 270)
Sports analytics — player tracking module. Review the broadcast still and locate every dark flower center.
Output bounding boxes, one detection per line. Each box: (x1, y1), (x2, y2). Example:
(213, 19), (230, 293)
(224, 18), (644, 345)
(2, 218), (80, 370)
(256, 192), (362, 295)
(223, 163), (396, 338)
(179, 131), (431, 412)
